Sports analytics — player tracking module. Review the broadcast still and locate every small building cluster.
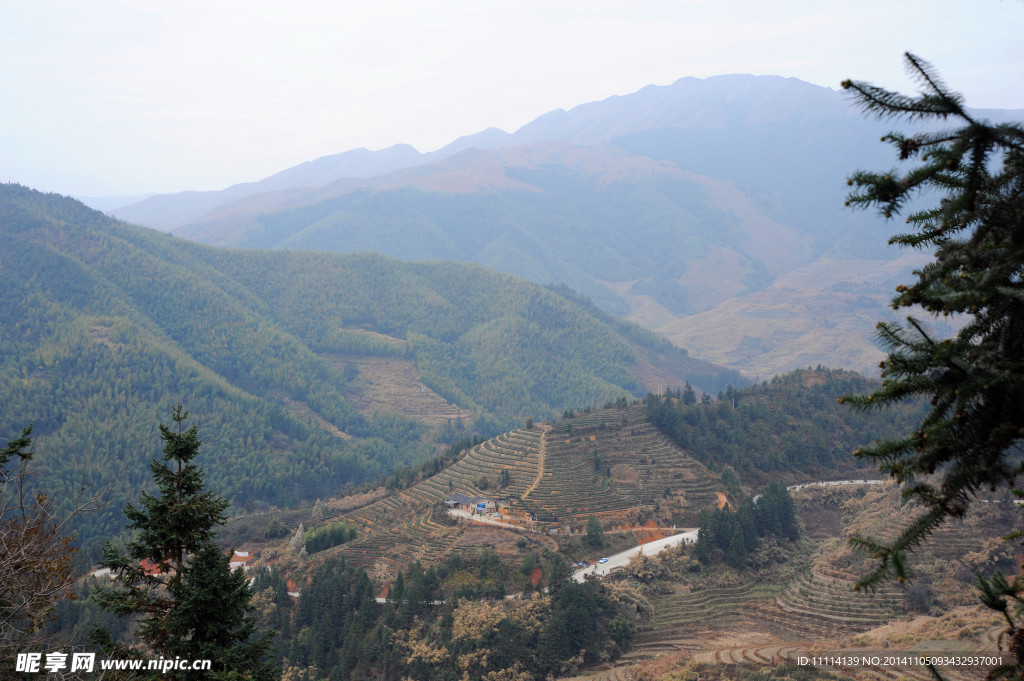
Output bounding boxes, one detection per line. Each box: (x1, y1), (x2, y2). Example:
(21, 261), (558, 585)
(445, 493), (495, 514)
(229, 550), (255, 570)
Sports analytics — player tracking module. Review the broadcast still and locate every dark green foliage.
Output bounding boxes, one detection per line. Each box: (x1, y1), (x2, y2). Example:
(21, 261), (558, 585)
(695, 482), (798, 568)
(585, 514), (606, 549)
(839, 54), (1024, 681)
(376, 436), (479, 494)
(263, 519), (289, 539)
(838, 55), (1024, 589)
(540, 581), (604, 663)
(756, 481), (799, 542)
(607, 614), (636, 650)
(457, 549), (507, 600)
(720, 465), (741, 499)
(95, 407), (277, 679)
(304, 521), (357, 553)
(0, 425), (32, 469)
(647, 368), (922, 474)
(170, 542), (277, 679)
(289, 558), (383, 677)
(727, 524), (749, 569)
(43, 578), (131, 644)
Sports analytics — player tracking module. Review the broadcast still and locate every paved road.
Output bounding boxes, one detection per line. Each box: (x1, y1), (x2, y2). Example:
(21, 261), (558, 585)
(786, 479), (885, 493)
(752, 478), (887, 503)
(571, 529), (698, 582)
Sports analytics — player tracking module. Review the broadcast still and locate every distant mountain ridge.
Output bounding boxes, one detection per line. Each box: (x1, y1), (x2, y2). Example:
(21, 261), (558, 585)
(105, 76), (1024, 378)
(109, 75), (868, 230)
(111, 143), (425, 229)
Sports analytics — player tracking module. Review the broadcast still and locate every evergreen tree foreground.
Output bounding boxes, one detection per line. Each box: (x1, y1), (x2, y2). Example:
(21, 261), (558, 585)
(841, 54), (1024, 680)
(96, 405), (277, 679)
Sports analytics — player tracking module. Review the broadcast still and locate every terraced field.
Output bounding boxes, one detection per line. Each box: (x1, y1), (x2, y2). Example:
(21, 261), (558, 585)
(635, 583), (783, 655)
(326, 353), (473, 427)
(566, 484), (1014, 681)
(327, 404), (722, 568)
(525, 405), (721, 524)
(776, 565), (905, 629)
(331, 428), (542, 567)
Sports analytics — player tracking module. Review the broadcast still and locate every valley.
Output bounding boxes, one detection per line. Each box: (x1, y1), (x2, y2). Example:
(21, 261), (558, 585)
(3, 62), (1020, 681)
(7, 181), (1007, 679)
(215, 392), (1012, 681)
(0, 184), (740, 554)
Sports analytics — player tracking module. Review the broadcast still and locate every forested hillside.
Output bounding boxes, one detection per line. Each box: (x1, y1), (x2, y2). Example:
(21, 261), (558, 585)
(646, 368), (924, 480)
(0, 183), (739, 552)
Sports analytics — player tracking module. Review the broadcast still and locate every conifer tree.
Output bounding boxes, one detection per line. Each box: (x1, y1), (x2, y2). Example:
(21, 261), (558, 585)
(841, 54), (1024, 679)
(584, 514), (605, 549)
(726, 524), (748, 569)
(96, 405), (277, 679)
(840, 54), (1024, 584)
(288, 523), (306, 555)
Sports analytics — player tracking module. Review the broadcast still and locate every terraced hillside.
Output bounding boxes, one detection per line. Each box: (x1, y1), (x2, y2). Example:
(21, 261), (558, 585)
(328, 403), (723, 568)
(523, 406), (721, 523)
(775, 564), (905, 629)
(330, 427), (542, 567)
(584, 483), (1016, 681)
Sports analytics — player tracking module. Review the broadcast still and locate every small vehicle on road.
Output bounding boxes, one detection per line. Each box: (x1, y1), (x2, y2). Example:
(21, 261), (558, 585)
(598, 557), (609, 564)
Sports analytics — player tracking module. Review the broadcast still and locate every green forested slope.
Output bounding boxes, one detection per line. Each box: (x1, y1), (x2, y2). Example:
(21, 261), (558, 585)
(0, 183), (740, 551)
(646, 368), (925, 479)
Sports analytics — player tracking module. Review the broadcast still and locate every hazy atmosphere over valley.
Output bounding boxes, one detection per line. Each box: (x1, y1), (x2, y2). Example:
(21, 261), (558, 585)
(2, 2), (1023, 681)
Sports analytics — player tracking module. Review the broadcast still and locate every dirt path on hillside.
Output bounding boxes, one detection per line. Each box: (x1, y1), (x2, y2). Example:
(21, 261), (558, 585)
(521, 425), (550, 500)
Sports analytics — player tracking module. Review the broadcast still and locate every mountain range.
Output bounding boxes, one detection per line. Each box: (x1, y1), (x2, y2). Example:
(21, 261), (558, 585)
(0, 183), (740, 551)
(104, 75), (1022, 379)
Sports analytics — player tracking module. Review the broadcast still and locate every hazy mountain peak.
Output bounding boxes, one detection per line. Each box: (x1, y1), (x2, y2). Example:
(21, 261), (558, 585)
(257, 143), (425, 191)
(430, 127), (513, 157)
(509, 73), (853, 145)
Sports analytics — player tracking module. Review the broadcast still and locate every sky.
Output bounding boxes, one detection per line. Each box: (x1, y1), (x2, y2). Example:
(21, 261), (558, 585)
(2, 0), (1023, 197)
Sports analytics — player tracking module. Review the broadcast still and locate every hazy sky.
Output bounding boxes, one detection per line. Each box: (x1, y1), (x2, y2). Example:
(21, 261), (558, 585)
(3, 0), (1022, 197)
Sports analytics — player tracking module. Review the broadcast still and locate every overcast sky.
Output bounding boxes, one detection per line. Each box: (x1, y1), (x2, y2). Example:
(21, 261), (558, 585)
(2, 0), (1022, 197)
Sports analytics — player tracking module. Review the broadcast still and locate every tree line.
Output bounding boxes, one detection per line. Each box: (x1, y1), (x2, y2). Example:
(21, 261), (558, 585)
(645, 368), (924, 474)
(694, 482), (799, 568)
